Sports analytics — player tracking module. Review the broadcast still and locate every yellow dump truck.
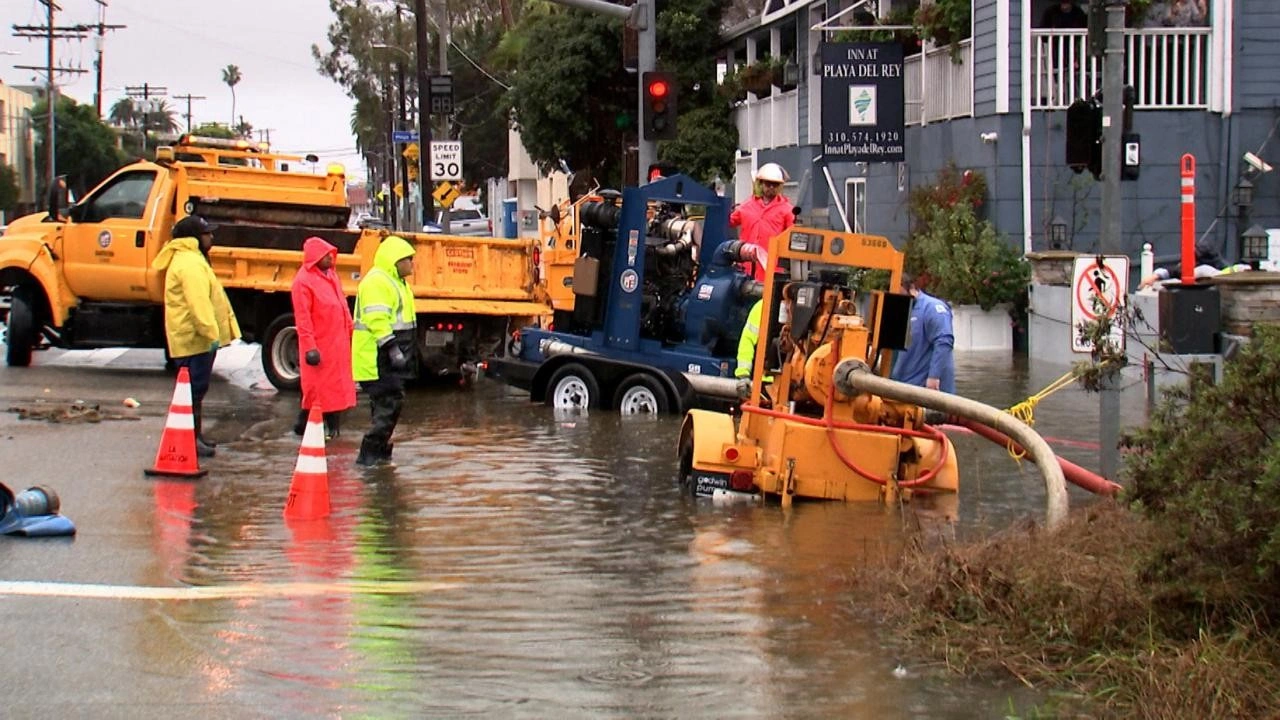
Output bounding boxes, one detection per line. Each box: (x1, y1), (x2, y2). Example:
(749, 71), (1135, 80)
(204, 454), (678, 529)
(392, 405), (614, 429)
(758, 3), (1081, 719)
(0, 135), (549, 390)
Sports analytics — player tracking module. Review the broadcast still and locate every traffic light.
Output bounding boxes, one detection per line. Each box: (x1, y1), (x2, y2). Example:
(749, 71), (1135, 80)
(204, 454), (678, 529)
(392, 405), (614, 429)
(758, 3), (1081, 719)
(1066, 98), (1102, 180)
(647, 162), (678, 183)
(642, 71), (677, 141)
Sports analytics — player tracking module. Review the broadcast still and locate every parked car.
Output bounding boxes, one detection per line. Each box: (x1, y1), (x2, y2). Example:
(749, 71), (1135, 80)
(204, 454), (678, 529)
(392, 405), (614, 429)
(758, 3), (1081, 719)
(426, 208), (490, 236)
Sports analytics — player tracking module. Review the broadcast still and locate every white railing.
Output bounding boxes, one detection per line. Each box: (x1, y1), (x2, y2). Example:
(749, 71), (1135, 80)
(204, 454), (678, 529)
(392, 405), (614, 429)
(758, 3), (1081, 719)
(1030, 28), (1211, 109)
(905, 40), (974, 125)
(732, 88), (800, 150)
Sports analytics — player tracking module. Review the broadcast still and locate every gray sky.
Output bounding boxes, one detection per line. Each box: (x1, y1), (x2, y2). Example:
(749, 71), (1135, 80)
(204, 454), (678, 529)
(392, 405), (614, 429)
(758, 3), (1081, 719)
(1, 0), (364, 178)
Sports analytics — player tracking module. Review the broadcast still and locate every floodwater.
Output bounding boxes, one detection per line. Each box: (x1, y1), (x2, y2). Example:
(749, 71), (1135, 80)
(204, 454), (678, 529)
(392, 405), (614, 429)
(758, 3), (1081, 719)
(139, 351), (1151, 717)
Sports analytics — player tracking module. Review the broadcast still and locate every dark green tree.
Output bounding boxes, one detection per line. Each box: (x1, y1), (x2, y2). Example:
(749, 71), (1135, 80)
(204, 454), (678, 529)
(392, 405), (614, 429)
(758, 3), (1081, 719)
(503, 8), (630, 187)
(0, 163), (19, 215)
(33, 96), (126, 199)
(654, 0), (738, 183)
(315, 0), (510, 189)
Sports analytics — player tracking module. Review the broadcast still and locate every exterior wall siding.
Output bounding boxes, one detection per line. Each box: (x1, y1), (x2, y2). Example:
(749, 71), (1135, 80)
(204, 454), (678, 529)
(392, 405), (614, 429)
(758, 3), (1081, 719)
(973, 0), (999, 116)
(724, 1), (1280, 277)
(1236, 0), (1280, 109)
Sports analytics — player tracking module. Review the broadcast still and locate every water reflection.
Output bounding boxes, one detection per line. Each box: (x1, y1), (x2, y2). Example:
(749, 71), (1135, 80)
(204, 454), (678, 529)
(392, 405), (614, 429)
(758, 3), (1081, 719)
(141, 354), (1141, 716)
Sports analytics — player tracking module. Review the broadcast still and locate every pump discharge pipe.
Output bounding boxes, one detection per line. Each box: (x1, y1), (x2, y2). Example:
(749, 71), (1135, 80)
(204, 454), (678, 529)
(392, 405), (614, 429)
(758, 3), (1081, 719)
(832, 359), (1069, 530)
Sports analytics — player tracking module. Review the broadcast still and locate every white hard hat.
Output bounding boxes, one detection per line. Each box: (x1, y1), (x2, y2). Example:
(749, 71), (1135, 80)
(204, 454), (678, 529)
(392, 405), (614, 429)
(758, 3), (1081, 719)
(754, 163), (788, 184)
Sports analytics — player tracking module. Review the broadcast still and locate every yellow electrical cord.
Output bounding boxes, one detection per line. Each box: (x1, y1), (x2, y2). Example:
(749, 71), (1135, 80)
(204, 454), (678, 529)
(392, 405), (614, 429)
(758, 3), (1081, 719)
(1002, 369), (1080, 460)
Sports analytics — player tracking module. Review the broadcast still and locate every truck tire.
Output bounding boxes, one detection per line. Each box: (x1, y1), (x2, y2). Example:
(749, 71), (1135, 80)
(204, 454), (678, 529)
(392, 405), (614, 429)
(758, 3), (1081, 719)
(5, 287), (36, 367)
(262, 313), (301, 392)
(613, 373), (669, 415)
(547, 363), (599, 410)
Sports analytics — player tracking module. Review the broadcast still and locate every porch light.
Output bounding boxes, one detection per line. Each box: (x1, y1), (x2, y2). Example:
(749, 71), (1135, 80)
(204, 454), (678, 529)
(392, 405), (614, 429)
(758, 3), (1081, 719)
(783, 57), (800, 86)
(1240, 224), (1268, 269)
(1050, 216), (1068, 250)
(1233, 177), (1254, 214)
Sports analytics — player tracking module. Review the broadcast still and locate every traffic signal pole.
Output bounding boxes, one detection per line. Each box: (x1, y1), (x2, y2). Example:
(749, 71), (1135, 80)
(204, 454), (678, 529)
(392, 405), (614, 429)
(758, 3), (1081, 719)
(1098, 0), (1126, 481)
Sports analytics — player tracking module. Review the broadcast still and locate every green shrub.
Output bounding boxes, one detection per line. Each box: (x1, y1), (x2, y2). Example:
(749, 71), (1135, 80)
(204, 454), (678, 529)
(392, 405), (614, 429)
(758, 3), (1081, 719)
(1123, 325), (1280, 629)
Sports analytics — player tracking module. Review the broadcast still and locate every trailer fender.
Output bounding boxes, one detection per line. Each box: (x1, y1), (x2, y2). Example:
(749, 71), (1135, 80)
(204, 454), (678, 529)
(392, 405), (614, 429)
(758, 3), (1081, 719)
(678, 409), (739, 469)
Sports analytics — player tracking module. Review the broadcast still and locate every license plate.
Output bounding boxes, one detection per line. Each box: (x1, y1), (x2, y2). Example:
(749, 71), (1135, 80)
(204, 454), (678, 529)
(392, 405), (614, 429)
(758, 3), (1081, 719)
(424, 330), (454, 347)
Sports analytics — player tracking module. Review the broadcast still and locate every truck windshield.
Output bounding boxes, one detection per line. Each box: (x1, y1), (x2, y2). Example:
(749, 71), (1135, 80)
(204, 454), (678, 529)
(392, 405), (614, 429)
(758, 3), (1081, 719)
(79, 171), (157, 222)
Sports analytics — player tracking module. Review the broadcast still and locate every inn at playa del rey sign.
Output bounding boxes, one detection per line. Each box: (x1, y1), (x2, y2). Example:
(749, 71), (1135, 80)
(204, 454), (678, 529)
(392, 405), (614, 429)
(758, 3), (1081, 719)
(820, 42), (906, 163)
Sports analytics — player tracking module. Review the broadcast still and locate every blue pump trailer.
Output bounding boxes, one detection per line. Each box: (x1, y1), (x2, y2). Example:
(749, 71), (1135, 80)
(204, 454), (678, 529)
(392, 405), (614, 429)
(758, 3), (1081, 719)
(485, 174), (765, 414)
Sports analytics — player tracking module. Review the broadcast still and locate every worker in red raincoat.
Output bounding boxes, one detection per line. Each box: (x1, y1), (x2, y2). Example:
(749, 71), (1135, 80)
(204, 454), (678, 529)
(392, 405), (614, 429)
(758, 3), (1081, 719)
(729, 162), (794, 281)
(291, 236), (356, 438)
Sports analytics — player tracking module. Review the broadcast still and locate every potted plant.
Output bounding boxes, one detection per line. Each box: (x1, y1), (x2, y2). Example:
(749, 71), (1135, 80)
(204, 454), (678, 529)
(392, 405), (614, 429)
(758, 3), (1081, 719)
(833, 4), (924, 57)
(737, 58), (780, 97)
(904, 166), (1031, 351)
(717, 68), (748, 103)
(914, 0), (971, 61)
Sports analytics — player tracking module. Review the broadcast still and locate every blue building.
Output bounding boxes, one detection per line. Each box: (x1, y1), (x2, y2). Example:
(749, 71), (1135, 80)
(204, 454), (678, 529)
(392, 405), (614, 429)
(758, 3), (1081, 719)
(720, 0), (1278, 265)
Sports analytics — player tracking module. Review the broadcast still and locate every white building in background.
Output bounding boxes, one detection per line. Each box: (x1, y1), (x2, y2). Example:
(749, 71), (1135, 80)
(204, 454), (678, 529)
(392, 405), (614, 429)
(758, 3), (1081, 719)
(0, 80), (37, 221)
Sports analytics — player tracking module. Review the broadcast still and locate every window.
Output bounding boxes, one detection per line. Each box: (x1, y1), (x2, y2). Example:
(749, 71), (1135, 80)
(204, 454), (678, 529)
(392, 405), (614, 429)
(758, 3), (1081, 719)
(0, 100), (6, 132)
(84, 171), (157, 221)
(844, 178), (867, 233)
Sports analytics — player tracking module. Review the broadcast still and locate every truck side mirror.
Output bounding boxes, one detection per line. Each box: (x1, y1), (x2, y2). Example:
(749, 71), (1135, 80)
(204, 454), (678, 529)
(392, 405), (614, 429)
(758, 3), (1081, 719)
(46, 176), (71, 221)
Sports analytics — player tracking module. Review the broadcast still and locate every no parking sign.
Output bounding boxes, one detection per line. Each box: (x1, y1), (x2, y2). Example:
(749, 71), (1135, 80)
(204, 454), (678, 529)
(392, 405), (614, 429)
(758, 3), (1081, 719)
(1071, 255), (1129, 353)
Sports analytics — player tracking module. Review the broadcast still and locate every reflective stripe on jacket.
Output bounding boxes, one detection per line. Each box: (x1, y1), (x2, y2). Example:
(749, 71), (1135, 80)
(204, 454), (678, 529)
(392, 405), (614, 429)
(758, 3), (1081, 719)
(735, 300), (763, 378)
(352, 236), (418, 381)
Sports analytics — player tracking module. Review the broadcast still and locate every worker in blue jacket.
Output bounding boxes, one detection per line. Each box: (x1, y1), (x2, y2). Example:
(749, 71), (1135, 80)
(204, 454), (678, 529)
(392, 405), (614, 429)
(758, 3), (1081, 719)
(891, 271), (956, 393)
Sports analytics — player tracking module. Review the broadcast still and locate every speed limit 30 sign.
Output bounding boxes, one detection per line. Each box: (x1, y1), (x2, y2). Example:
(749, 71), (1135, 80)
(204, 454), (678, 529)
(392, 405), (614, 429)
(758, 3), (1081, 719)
(430, 141), (463, 181)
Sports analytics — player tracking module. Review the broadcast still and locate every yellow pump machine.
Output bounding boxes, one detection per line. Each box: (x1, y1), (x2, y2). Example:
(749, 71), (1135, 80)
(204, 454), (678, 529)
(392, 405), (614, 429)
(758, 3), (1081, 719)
(677, 226), (960, 512)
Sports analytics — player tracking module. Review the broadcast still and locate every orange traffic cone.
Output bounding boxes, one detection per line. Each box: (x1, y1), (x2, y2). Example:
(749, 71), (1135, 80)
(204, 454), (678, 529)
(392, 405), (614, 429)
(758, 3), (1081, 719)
(144, 367), (208, 479)
(284, 405), (330, 520)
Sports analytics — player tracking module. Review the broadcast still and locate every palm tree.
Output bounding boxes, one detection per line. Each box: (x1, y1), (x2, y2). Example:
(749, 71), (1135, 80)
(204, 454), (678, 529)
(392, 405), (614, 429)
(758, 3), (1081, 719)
(221, 64), (242, 127)
(149, 99), (181, 135)
(108, 97), (138, 129)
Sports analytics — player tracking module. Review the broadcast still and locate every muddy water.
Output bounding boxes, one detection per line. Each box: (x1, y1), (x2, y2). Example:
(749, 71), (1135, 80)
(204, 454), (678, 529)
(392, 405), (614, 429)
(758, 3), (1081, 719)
(152, 351), (1150, 717)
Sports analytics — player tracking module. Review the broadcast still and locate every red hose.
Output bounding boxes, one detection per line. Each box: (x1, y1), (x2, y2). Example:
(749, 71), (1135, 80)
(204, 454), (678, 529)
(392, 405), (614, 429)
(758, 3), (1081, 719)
(949, 417), (1122, 497)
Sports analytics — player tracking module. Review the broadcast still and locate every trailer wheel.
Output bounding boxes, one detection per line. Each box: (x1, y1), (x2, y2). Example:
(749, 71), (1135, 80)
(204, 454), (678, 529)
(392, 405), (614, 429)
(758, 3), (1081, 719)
(262, 313), (301, 391)
(614, 373), (669, 415)
(678, 433), (696, 494)
(547, 363), (599, 410)
(5, 286), (36, 367)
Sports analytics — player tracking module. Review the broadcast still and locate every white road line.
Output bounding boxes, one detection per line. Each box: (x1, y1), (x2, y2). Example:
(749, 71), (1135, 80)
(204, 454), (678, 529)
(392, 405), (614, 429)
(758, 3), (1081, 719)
(0, 579), (457, 600)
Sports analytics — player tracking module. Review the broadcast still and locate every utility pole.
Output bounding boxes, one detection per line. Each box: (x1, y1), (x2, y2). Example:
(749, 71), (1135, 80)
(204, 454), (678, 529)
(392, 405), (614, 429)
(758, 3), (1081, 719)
(173, 93), (206, 132)
(125, 83), (168, 154)
(89, 1), (125, 118)
(13, 1), (89, 199)
(395, 6), (412, 231)
(435, 0), (451, 233)
(413, 0), (433, 232)
(1097, 0), (1126, 481)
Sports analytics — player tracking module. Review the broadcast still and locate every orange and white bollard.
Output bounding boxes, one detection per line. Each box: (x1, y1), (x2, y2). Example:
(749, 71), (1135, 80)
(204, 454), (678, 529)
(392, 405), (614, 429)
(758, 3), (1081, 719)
(1179, 154), (1196, 285)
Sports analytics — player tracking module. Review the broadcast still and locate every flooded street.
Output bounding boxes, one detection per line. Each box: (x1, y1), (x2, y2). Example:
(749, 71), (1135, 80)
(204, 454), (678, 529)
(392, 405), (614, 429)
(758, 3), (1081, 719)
(0, 347), (1156, 717)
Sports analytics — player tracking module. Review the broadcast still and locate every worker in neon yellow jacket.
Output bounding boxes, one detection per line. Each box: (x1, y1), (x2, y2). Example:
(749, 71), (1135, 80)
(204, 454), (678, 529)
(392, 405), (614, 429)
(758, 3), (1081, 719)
(351, 236), (418, 466)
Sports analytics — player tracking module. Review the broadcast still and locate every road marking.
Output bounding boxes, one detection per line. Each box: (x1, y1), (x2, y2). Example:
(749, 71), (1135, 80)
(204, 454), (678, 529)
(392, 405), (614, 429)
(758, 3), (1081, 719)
(0, 579), (457, 600)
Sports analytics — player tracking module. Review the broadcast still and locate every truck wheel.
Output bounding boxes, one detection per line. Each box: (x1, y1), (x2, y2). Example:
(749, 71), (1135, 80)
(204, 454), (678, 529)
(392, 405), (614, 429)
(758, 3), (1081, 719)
(614, 373), (669, 415)
(547, 363), (599, 410)
(262, 313), (301, 391)
(5, 287), (36, 367)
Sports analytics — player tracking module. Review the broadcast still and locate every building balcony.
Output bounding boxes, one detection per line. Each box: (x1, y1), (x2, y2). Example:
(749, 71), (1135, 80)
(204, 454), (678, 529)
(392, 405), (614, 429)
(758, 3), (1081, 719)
(1031, 27), (1212, 110)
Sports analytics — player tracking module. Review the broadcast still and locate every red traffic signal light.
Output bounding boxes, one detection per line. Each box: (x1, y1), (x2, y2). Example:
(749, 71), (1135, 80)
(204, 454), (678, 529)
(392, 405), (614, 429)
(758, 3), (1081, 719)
(642, 71), (677, 141)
